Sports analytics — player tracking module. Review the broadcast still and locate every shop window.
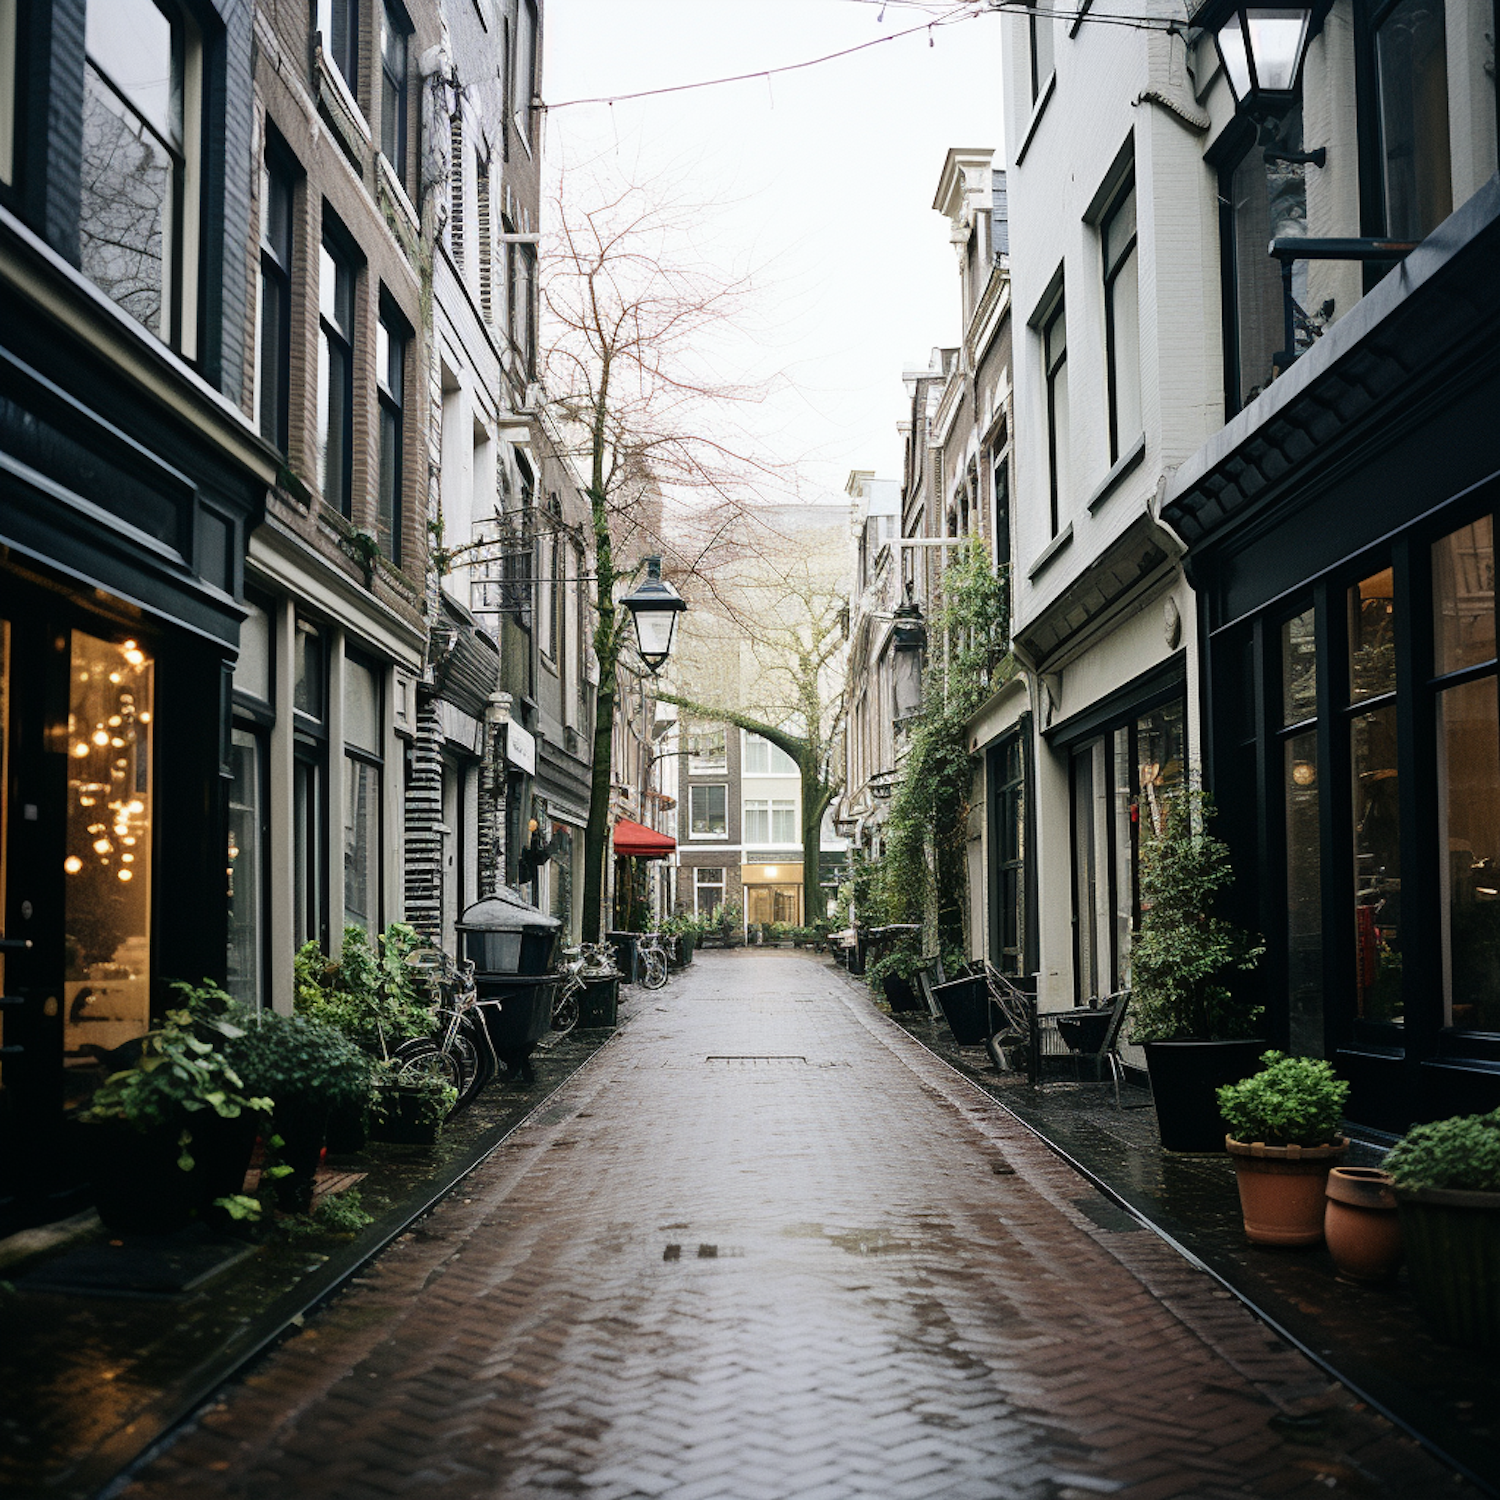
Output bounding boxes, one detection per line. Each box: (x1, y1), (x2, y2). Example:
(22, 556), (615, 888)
(1279, 597), (1323, 1052)
(318, 233), (356, 517)
(1348, 568), (1401, 1027)
(990, 733), (1025, 974)
(1373, 0), (1451, 243)
(689, 784), (726, 837)
(1043, 291), (1068, 535)
(380, 1), (410, 195)
(257, 144), (296, 452)
(81, 0), (198, 350)
(376, 305), (406, 566)
(1433, 516), (1500, 1031)
(694, 866), (725, 919)
(64, 631), (154, 1065)
(344, 656), (382, 934)
(1101, 174), (1141, 464)
(293, 620), (328, 948)
(1282, 606), (1318, 726)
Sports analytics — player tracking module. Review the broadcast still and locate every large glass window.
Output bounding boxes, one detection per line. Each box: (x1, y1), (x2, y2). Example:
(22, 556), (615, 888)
(257, 148), (295, 451)
(1102, 176), (1141, 463)
(1375, 0), (1450, 242)
(81, 0), (189, 345)
(377, 308), (405, 565)
(744, 799), (769, 845)
(694, 866), (725, 919)
(1043, 293), (1069, 536)
(1434, 517), (1500, 1031)
(689, 784), (727, 837)
(380, 1), (409, 192)
(64, 631), (154, 1062)
(990, 733), (1025, 974)
(318, 235), (356, 516)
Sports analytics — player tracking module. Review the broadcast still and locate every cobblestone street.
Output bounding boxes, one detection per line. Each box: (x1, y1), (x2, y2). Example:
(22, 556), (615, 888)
(124, 954), (1462, 1500)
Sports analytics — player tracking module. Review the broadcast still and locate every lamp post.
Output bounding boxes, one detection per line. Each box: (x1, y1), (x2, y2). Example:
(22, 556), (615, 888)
(1201, 2), (1318, 120)
(621, 555), (688, 675)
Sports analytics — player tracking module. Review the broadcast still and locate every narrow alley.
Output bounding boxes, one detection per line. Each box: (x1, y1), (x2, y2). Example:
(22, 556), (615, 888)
(122, 954), (1458, 1500)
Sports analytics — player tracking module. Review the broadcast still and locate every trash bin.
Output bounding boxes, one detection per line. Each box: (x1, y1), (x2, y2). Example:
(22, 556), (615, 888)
(458, 890), (561, 1082)
(606, 930), (640, 984)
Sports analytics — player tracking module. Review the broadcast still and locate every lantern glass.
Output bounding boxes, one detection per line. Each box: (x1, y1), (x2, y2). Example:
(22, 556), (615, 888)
(1218, 12), (1252, 99)
(1247, 7), (1310, 90)
(633, 607), (677, 665)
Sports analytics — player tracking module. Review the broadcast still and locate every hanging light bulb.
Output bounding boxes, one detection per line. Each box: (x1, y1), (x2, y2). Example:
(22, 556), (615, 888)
(64, 856), (83, 875)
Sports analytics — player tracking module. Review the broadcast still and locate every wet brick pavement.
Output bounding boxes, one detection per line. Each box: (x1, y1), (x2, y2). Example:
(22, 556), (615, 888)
(123, 953), (1464, 1499)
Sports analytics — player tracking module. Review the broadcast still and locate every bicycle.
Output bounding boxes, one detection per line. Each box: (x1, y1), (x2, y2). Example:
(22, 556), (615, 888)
(635, 931), (670, 991)
(553, 941), (621, 1032)
(392, 946), (493, 1107)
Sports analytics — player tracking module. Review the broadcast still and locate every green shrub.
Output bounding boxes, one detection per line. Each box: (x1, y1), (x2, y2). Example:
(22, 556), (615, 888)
(864, 943), (923, 995)
(1384, 1110), (1500, 1193)
(294, 924), (434, 1047)
(287, 1188), (374, 1240)
(1216, 1050), (1349, 1146)
(220, 1008), (373, 1123)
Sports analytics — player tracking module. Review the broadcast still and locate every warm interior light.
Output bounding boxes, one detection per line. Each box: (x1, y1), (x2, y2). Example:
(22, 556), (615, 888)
(91, 729), (110, 747)
(117, 868), (133, 882)
(64, 856), (83, 874)
(93, 838), (112, 855)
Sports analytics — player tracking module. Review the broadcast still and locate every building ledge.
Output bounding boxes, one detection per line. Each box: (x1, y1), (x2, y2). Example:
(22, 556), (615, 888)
(1026, 521), (1073, 582)
(1086, 434), (1146, 514)
(1014, 72), (1056, 168)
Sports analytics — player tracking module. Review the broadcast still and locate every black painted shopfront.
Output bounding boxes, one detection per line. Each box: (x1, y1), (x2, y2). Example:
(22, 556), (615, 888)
(1165, 180), (1500, 1134)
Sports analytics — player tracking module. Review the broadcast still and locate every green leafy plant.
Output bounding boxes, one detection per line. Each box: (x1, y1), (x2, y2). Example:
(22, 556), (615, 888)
(286, 1188), (374, 1239)
(373, 1057), (458, 1129)
(219, 1008), (374, 1123)
(864, 942), (924, 995)
(294, 925), (434, 1047)
(1384, 1110), (1500, 1193)
(79, 1010), (272, 1170)
(1216, 1050), (1349, 1147)
(1128, 791), (1265, 1043)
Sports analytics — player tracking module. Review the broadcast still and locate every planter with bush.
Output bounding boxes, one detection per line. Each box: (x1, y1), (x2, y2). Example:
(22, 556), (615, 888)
(1384, 1110), (1500, 1348)
(865, 946), (924, 1013)
(1216, 1051), (1349, 1245)
(371, 1057), (459, 1146)
(1131, 792), (1266, 1152)
(78, 1005), (272, 1235)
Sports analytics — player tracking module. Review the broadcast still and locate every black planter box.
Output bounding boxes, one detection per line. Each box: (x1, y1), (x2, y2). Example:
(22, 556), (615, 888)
(1143, 1038), (1266, 1152)
(370, 1087), (443, 1146)
(606, 931), (640, 984)
(932, 974), (993, 1045)
(579, 976), (619, 1029)
(882, 973), (922, 1013)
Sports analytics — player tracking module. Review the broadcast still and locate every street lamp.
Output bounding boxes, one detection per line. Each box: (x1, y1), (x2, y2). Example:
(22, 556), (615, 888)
(1202, 3), (1318, 119)
(621, 555), (688, 675)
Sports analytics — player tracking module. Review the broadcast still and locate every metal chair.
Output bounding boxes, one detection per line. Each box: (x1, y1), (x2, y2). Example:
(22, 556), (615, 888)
(980, 964), (1036, 1078)
(1035, 989), (1135, 1107)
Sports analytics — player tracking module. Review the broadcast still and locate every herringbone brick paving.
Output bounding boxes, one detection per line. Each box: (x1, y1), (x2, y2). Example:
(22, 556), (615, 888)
(123, 954), (1463, 1499)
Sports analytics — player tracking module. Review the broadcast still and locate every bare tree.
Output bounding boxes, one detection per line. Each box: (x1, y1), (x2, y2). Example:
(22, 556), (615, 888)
(540, 164), (791, 938)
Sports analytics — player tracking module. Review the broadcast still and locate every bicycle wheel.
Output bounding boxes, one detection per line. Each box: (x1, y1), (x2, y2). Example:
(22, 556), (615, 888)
(552, 980), (580, 1035)
(641, 950), (668, 991)
(392, 1036), (467, 1097)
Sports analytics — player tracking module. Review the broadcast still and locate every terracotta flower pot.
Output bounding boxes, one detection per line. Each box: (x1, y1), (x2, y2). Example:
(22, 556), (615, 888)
(1324, 1167), (1403, 1282)
(1226, 1135), (1348, 1246)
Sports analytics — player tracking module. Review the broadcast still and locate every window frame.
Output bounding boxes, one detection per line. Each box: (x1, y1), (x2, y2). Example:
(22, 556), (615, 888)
(1027, 0), (1055, 104)
(688, 782), (728, 839)
(318, 226), (357, 519)
(342, 649), (384, 935)
(1042, 290), (1068, 537)
(379, 0), (411, 195)
(0, 0), (18, 193)
(256, 138), (297, 453)
(318, 0), (360, 101)
(513, 0), (537, 152)
(376, 297), (408, 567)
(1101, 171), (1140, 465)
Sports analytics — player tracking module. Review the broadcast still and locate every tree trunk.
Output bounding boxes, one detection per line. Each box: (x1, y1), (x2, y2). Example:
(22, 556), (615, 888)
(581, 681), (615, 941)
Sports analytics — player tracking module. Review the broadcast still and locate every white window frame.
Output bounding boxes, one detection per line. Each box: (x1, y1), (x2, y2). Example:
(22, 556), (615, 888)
(688, 783), (728, 839)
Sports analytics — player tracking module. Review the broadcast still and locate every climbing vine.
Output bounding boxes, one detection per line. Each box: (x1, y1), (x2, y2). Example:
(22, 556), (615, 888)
(874, 541), (1010, 959)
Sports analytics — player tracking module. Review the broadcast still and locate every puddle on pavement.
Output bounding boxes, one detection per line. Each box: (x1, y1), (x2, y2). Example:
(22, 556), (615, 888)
(780, 1222), (916, 1257)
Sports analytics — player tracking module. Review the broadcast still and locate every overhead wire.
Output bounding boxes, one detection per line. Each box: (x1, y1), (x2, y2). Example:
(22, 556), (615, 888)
(542, 2), (1184, 113)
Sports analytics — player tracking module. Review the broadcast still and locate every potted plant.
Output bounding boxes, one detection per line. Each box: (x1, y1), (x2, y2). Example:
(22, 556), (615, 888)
(371, 1057), (459, 1146)
(1216, 1050), (1349, 1245)
(1384, 1110), (1500, 1348)
(1131, 792), (1266, 1152)
(294, 924), (434, 1053)
(930, 956), (994, 1045)
(1324, 1167), (1403, 1283)
(77, 1007), (272, 1235)
(866, 946), (924, 1013)
(220, 1009), (373, 1212)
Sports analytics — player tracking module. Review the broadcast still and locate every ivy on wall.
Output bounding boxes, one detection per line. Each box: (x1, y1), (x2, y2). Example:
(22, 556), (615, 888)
(873, 541), (1010, 960)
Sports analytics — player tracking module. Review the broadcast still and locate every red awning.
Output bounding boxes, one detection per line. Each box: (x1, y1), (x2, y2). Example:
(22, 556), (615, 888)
(612, 818), (677, 859)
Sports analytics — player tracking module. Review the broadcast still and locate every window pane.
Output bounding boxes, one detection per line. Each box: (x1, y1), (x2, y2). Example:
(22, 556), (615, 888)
(293, 756), (325, 947)
(1349, 568), (1396, 703)
(772, 801), (797, 844)
(345, 657), (380, 753)
(227, 729), (264, 1007)
(1377, 0), (1451, 242)
(234, 600), (271, 702)
(1112, 726), (1132, 987)
(86, 0), (180, 147)
(690, 785), (726, 835)
(64, 631), (154, 1062)
(744, 801), (769, 844)
(344, 758), (379, 933)
(81, 63), (174, 339)
(1285, 730), (1323, 1055)
(257, 265), (286, 448)
(1108, 241), (1141, 453)
(1281, 608), (1317, 726)
(1353, 703), (1402, 1026)
(1029, 0), (1054, 97)
(744, 737), (767, 774)
(1071, 748), (1098, 1000)
(294, 620), (324, 720)
(1434, 516), (1495, 675)
(1440, 676), (1500, 1029)
(1104, 185), (1136, 275)
(378, 399), (400, 563)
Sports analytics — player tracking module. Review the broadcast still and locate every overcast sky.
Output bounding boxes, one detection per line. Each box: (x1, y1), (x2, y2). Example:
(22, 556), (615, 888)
(541, 0), (1007, 504)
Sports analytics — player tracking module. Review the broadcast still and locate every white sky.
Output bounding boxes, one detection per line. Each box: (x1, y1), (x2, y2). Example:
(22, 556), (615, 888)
(541, 0), (1007, 503)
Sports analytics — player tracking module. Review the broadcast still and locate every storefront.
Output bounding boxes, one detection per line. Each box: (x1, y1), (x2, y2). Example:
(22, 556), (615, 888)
(741, 863), (802, 928)
(0, 245), (275, 1228)
(1164, 180), (1500, 1132)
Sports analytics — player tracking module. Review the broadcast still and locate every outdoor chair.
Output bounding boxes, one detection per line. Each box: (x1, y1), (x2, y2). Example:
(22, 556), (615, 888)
(1034, 989), (1135, 1108)
(980, 963), (1036, 1078)
(912, 954), (948, 1020)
